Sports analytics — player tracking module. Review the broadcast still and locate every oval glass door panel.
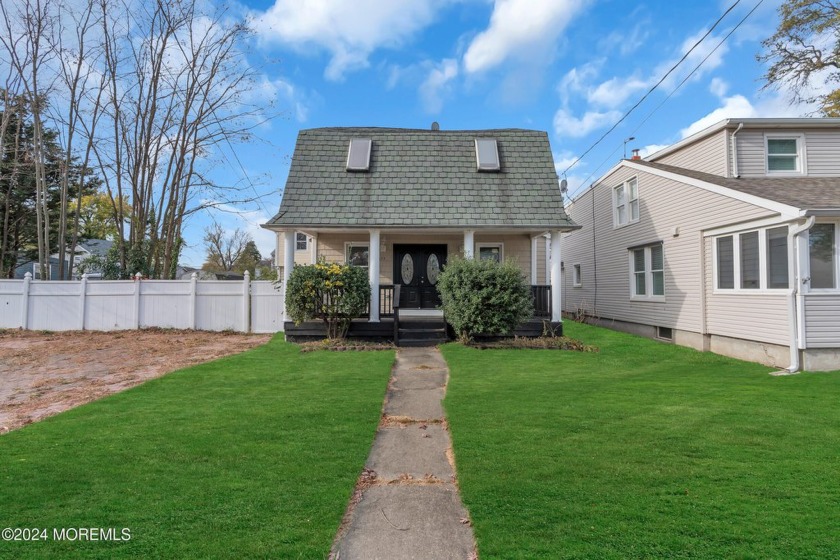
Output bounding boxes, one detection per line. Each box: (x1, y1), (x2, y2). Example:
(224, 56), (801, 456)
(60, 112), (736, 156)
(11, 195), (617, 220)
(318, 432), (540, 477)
(401, 254), (414, 284)
(427, 253), (441, 285)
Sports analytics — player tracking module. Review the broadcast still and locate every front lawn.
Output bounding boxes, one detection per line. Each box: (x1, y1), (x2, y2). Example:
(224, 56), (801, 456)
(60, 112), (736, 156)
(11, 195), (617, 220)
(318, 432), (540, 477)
(0, 336), (393, 559)
(442, 323), (840, 559)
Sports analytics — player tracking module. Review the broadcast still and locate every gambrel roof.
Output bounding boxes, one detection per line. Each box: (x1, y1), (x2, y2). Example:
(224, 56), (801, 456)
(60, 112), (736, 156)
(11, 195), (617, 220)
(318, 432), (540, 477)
(265, 127), (578, 230)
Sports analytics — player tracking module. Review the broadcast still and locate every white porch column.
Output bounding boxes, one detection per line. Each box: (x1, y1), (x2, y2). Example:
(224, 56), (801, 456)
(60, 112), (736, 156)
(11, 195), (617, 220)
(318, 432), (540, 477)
(368, 229), (381, 322)
(550, 230), (562, 322)
(464, 230), (475, 259)
(283, 230), (295, 322)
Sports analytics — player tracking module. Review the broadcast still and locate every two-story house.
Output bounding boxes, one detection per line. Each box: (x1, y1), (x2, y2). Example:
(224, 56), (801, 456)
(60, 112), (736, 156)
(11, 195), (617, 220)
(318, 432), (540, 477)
(562, 118), (840, 372)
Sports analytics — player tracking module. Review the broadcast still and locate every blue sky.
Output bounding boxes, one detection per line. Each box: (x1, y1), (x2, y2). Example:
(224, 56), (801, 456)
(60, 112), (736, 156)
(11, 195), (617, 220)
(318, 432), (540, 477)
(182, 0), (813, 267)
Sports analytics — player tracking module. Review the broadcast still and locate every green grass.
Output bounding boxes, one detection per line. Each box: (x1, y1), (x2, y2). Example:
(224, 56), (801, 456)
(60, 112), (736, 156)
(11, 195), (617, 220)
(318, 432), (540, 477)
(442, 323), (840, 559)
(0, 336), (393, 559)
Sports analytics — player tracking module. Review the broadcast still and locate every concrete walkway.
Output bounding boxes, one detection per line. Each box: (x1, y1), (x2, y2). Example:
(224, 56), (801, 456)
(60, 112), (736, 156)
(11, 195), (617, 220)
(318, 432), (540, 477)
(331, 347), (476, 560)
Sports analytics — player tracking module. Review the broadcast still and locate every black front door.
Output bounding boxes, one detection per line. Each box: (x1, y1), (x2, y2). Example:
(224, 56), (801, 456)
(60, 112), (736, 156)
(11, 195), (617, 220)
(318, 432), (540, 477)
(393, 244), (447, 309)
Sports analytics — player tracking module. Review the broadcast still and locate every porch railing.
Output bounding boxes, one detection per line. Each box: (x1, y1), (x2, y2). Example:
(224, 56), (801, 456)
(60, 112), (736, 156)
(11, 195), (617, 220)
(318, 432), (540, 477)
(531, 285), (551, 318)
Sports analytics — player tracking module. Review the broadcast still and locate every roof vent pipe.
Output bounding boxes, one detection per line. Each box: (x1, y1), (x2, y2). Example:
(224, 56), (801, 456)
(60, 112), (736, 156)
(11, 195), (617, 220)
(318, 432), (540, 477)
(731, 122), (744, 178)
(431, 121), (440, 131)
(631, 148), (641, 160)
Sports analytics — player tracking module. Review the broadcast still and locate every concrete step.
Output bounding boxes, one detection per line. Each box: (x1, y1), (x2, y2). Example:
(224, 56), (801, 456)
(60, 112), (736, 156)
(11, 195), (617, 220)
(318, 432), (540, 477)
(398, 337), (447, 347)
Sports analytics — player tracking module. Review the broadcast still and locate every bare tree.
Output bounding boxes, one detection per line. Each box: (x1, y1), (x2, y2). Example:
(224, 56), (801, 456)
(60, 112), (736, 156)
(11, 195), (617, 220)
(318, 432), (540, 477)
(91, 0), (268, 278)
(202, 221), (252, 272)
(759, 1), (840, 116)
(0, 0), (56, 279)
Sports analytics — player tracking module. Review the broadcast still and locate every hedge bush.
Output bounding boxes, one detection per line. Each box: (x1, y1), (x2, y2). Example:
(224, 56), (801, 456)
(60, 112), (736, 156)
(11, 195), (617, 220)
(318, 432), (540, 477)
(282, 262), (370, 339)
(436, 256), (533, 343)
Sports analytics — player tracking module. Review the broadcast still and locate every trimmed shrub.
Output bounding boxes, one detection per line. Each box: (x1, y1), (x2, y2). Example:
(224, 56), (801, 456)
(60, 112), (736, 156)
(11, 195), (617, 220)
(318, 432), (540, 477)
(282, 262), (370, 339)
(436, 256), (533, 343)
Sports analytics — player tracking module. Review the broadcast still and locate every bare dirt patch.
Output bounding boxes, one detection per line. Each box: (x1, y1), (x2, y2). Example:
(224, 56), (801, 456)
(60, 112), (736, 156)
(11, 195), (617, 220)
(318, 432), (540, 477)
(0, 329), (271, 434)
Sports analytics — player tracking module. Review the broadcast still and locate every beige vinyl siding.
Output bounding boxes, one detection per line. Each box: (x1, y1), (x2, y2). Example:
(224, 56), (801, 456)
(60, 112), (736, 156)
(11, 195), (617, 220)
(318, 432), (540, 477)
(803, 294), (840, 348)
(275, 231), (316, 268)
(736, 129), (840, 177)
(316, 232), (536, 284)
(564, 165), (777, 337)
(535, 235), (549, 285)
(655, 129), (728, 176)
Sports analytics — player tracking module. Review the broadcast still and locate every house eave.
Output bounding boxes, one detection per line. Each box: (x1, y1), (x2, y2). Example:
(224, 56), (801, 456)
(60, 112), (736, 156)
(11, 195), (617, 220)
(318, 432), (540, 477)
(261, 223), (581, 234)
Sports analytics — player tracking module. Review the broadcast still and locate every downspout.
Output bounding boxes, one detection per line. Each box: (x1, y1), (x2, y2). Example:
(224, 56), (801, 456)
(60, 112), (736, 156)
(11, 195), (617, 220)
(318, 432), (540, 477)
(785, 216), (815, 373)
(730, 122), (744, 178)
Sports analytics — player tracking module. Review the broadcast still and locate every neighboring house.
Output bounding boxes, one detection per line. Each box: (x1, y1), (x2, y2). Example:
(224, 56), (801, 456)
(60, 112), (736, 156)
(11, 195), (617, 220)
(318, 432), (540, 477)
(13, 239), (113, 280)
(562, 118), (840, 371)
(262, 126), (578, 341)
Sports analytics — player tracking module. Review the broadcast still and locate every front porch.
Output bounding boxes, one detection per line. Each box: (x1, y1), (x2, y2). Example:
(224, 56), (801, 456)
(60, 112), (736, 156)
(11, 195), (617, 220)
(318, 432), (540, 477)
(283, 284), (559, 345)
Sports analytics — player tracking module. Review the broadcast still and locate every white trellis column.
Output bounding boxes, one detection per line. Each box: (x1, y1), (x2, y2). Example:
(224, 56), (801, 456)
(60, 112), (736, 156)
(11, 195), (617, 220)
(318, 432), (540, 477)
(283, 230), (295, 322)
(550, 231), (562, 322)
(464, 230), (475, 259)
(368, 229), (381, 322)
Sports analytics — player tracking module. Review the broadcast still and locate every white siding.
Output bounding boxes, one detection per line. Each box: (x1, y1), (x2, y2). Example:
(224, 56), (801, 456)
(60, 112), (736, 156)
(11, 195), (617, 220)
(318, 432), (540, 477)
(804, 294), (840, 348)
(737, 129), (840, 177)
(563, 165), (780, 339)
(656, 130), (728, 176)
(702, 238), (790, 345)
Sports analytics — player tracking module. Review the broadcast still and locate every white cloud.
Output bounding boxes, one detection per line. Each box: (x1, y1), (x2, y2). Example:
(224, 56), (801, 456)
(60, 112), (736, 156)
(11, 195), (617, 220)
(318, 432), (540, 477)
(638, 144), (670, 158)
(419, 59), (459, 114)
(253, 0), (447, 81)
(587, 74), (649, 109)
(557, 60), (603, 105)
(709, 77), (729, 98)
(463, 0), (585, 74)
(553, 108), (622, 138)
(598, 22), (650, 57)
(553, 150), (580, 174)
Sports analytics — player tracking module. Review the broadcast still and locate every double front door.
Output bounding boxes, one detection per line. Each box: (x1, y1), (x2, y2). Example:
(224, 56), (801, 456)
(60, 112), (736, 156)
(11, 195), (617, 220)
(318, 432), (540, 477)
(393, 244), (447, 309)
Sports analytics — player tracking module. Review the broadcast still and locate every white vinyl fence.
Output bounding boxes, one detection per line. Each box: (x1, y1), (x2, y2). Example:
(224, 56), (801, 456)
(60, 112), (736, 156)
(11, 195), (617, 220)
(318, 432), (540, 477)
(0, 272), (284, 333)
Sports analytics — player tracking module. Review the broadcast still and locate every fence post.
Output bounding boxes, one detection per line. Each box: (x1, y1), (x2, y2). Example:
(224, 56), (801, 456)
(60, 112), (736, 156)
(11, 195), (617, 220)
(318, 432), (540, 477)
(79, 273), (88, 330)
(21, 272), (31, 329)
(189, 272), (198, 330)
(133, 272), (142, 329)
(242, 270), (250, 333)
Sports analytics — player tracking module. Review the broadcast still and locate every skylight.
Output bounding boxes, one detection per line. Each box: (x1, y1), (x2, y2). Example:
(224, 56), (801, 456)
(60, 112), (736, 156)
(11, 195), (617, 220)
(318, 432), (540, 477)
(475, 138), (500, 171)
(346, 138), (372, 171)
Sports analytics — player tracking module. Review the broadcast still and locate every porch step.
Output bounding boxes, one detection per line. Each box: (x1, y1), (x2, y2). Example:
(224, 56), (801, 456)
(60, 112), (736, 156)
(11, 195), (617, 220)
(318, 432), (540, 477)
(396, 316), (449, 347)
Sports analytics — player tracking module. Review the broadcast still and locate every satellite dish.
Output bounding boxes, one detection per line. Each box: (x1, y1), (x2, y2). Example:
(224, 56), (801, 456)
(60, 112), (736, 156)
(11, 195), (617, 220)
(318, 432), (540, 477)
(560, 178), (568, 194)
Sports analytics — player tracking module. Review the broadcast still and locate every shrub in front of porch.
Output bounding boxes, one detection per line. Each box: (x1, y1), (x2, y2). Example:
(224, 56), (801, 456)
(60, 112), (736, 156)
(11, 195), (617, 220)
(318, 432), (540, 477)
(437, 256), (533, 343)
(284, 262), (370, 339)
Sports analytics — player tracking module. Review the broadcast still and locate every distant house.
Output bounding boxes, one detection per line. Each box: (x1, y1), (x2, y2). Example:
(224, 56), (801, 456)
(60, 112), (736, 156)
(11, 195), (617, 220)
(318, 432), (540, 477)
(562, 118), (840, 371)
(13, 239), (113, 280)
(262, 126), (578, 343)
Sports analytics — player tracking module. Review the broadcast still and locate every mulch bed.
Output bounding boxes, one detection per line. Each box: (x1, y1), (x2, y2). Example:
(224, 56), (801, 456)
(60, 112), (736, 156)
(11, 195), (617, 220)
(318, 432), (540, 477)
(468, 336), (598, 352)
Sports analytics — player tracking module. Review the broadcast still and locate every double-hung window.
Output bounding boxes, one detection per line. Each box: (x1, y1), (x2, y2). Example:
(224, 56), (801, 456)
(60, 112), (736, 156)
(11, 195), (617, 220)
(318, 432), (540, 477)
(295, 232), (308, 251)
(715, 226), (790, 291)
(630, 243), (664, 299)
(766, 135), (804, 174)
(614, 177), (639, 227)
(809, 223), (837, 289)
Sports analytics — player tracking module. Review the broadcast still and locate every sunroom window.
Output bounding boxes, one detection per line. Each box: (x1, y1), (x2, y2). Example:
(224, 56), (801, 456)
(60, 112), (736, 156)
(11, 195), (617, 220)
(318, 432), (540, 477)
(809, 223), (836, 289)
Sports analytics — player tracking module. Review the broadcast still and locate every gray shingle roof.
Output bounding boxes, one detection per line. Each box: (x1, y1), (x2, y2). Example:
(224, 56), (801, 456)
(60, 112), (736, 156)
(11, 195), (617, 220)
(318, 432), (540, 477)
(265, 127), (577, 230)
(634, 160), (840, 211)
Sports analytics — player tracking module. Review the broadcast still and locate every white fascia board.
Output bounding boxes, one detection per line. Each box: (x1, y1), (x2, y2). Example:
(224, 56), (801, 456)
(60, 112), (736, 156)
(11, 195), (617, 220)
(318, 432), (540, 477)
(622, 160), (802, 218)
(568, 160), (624, 204)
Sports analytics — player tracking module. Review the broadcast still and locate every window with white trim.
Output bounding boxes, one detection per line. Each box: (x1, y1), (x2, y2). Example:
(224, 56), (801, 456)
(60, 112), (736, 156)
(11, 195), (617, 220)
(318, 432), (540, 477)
(809, 222), (837, 289)
(765, 135), (804, 174)
(295, 232), (308, 251)
(630, 243), (664, 299)
(477, 243), (503, 262)
(614, 177), (639, 227)
(572, 264), (582, 287)
(714, 226), (790, 291)
(345, 243), (369, 268)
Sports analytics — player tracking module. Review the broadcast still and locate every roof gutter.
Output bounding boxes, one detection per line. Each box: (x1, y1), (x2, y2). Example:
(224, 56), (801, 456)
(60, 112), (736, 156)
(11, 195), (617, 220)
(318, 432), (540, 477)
(730, 122), (744, 178)
(784, 215), (815, 374)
